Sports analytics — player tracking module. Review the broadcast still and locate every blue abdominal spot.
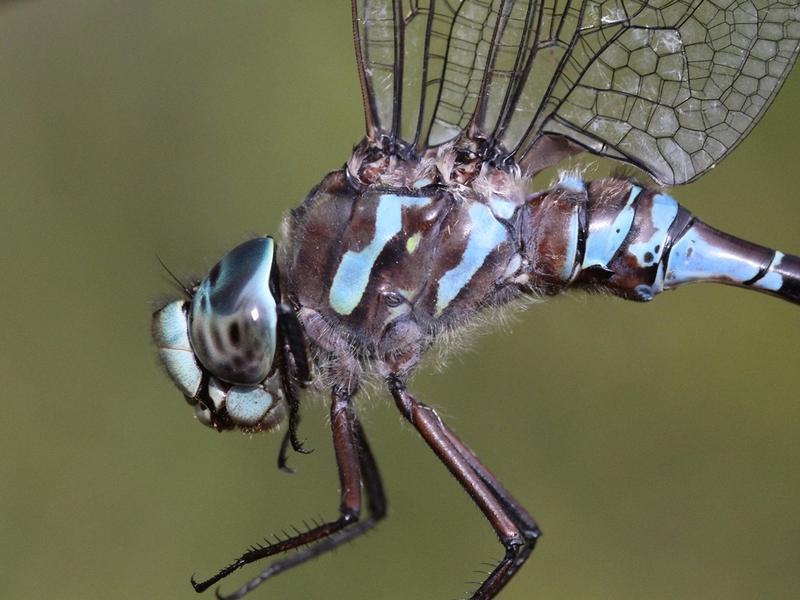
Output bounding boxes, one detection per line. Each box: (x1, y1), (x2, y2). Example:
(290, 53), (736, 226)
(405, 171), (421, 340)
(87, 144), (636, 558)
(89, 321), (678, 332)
(754, 252), (785, 291)
(666, 224), (764, 286)
(583, 186), (640, 270)
(628, 193), (678, 267)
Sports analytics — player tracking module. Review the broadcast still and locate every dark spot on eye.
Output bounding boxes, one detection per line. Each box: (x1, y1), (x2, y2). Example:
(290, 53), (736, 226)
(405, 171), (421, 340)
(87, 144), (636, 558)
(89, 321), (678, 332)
(208, 264), (221, 287)
(687, 247), (694, 258)
(644, 251), (654, 263)
(384, 292), (404, 307)
(211, 327), (224, 352)
(228, 322), (241, 346)
(616, 228), (620, 233)
(655, 245), (661, 253)
(200, 295), (208, 311)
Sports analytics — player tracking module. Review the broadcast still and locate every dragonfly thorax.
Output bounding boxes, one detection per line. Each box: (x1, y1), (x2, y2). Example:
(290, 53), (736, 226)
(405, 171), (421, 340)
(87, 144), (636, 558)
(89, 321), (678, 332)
(283, 166), (529, 389)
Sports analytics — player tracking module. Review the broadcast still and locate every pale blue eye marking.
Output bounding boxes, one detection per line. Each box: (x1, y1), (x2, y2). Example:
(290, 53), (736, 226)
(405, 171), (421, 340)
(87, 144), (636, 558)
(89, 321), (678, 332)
(225, 386), (274, 427)
(488, 196), (517, 220)
(153, 301), (202, 398)
(754, 251), (785, 291)
(665, 223), (764, 287)
(628, 193), (678, 267)
(435, 202), (508, 315)
(330, 194), (431, 315)
(159, 348), (203, 399)
(154, 301), (192, 350)
(582, 186), (640, 270)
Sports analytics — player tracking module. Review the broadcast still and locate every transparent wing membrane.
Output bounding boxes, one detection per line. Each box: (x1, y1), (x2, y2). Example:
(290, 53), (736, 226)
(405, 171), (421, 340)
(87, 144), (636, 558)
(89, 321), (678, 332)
(352, 0), (800, 184)
(526, 0), (800, 184)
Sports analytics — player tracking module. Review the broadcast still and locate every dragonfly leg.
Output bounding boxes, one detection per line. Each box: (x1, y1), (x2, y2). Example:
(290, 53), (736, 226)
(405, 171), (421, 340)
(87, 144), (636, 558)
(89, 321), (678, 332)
(277, 303), (311, 384)
(275, 374), (310, 473)
(276, 304), (313, 471)
(388, 376), (540, 599)
(192, 387), (387, 599)
(438, 419), (540, 541)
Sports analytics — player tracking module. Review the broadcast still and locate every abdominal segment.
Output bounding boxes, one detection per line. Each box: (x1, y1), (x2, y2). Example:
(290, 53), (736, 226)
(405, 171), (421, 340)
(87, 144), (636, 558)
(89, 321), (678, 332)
(520, 177), (800, 305)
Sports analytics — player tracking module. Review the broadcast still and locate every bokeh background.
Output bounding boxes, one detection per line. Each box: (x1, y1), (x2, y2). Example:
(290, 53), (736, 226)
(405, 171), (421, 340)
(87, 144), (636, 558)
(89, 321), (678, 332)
(1, 2), (798, 599)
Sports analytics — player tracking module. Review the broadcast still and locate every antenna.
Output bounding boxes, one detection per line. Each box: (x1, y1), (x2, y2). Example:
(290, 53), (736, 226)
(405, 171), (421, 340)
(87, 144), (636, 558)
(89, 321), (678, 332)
(156, 254), (194, 297)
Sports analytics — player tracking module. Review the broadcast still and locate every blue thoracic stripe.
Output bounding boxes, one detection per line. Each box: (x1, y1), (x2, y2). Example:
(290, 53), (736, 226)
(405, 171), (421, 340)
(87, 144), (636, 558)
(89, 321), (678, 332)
(329, 194), (431, 315)
(435, 202), (508, 315)
(628, 193), (678, 267)
(582, 186), (640, 270)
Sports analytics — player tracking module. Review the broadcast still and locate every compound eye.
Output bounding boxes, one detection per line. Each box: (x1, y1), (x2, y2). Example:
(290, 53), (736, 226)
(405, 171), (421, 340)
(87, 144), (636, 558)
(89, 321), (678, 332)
(189, 237), (278, 385)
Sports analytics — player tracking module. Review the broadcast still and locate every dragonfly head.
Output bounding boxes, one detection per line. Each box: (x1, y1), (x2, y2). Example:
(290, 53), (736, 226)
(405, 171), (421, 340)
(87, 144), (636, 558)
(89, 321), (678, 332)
(152, 236), (288, 432)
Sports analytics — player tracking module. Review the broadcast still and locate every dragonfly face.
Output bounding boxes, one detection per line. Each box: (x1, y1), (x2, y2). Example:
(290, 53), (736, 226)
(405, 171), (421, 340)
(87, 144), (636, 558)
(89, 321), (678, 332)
(151, 2), (800, 599)
(153, 237), (289, 432)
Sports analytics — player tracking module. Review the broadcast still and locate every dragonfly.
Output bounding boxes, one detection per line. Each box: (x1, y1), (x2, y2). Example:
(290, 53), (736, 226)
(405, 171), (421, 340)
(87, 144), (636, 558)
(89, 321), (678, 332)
(152, 1), (800, 598)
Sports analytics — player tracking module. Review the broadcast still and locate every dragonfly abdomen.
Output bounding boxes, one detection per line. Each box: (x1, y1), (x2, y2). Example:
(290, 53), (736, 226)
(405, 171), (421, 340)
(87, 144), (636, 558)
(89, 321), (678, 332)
(520, 177), (800, 305)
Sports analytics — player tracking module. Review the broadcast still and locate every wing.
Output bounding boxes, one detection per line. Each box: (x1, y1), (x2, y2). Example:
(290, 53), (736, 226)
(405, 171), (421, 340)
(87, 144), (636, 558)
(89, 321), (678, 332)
(352, 0), (539, 152)
(352, 0), (800, 185)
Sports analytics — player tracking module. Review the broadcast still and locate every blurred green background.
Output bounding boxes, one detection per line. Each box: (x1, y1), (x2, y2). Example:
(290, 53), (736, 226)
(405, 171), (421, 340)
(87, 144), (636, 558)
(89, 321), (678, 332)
(1, 2), (798, 599)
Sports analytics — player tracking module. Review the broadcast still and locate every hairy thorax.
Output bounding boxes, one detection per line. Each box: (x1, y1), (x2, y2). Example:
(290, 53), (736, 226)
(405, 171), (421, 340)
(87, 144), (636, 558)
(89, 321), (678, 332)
(281, 148), (530, 391)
